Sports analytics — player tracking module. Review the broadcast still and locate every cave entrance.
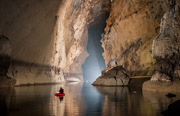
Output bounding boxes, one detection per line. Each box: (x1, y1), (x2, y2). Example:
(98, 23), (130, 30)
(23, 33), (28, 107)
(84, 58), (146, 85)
(82, 13), (109, 83)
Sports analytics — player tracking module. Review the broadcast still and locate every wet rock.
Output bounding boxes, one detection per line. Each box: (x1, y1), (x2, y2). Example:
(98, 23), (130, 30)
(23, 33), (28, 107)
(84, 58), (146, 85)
(0, 35), (11, 78)
(151, 71), (171, 82)
(92, 66), (129, 86)
(162, 100), (180, 116)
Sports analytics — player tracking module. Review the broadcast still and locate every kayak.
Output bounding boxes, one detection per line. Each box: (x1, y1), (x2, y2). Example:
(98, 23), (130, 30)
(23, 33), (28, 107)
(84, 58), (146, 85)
(54, 92), (65, 96)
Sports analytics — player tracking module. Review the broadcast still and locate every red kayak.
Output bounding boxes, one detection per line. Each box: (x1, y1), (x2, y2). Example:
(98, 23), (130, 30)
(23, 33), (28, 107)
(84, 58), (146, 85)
(54, 92), (65, 96)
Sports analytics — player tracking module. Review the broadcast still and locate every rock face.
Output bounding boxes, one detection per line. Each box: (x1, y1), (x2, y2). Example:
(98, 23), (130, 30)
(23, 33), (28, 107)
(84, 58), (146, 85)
(93, 0), (169, 86)
(0, 0), (110, 85)
(101, 0), (168, 77)
(143, 1), (180, 92)
(1, 0), (180, 87)
(60, 0), (111, 81)
(7, 62), (64, 85)
(0, 0), (65, 85)
(0, 0), (62, 65)
(152, 1), (180, 81)
(93, 66), (129, 86)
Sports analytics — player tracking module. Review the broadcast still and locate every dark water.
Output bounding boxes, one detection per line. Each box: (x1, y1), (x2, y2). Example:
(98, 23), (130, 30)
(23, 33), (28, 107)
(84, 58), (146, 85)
(0, 82), (180, 116)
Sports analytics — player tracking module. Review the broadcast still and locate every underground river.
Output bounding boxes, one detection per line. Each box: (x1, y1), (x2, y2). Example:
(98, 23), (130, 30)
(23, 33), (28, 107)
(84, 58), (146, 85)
(1, 82), (180, 116)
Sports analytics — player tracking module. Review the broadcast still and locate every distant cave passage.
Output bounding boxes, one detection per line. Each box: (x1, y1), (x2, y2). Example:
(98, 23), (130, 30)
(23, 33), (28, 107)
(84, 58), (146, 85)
(82, 13), (109, 82)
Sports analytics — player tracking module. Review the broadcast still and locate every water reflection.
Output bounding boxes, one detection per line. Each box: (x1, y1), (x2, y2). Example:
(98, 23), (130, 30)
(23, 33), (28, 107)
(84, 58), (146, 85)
(143, 91), (180, 113)
(63, 82), (85, 116)
(0, 88), (15, 116)
(95, 86), (180, 116)
(1, 82), (180, 116)
(82, 83), (104, 116)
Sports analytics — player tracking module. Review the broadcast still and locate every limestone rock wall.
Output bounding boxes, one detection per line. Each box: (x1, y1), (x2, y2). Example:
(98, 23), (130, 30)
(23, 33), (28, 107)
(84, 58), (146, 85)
(0, 0), (111, 85)
(1, 0), (177, 86)
(142, 1), (180, 92)
(0, 0), (62, 65)
(152, 0), (180, 81)
(0, 0), (65, 85)
(101, 0), (169, 76)
(60, 0), (111, 80)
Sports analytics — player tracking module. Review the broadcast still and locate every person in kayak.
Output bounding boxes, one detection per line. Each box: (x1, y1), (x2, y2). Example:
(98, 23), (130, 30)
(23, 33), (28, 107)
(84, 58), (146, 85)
(59, 87), (64, 94)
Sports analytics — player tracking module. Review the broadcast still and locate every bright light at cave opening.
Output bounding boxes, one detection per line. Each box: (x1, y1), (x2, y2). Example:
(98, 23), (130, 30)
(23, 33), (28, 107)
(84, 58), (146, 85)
(82, 26), (106, 83)
(85, 66), (101, 83)
(82, 14), (108, 83)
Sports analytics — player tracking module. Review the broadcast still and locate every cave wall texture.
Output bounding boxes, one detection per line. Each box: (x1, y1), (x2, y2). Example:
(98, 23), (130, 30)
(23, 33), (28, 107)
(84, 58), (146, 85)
(94, 0), (180, 86)
(61, 0), (110, 81)
(152, 0), (180, 81)
(0, 0), (65, 85)
(1, 0), (180, 86)
(102, 0), (169, 77)
(0, 0), (110, 85)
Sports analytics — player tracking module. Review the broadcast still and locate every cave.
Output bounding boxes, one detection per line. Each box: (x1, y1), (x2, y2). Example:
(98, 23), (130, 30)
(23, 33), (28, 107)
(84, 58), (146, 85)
(82, 13), (108, 83)
(1, 0), (180, 116)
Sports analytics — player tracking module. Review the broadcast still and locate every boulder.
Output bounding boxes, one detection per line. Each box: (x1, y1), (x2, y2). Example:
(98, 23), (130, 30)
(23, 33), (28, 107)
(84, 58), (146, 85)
(151, 71), (171, 82)
(92, 66), (129, 86)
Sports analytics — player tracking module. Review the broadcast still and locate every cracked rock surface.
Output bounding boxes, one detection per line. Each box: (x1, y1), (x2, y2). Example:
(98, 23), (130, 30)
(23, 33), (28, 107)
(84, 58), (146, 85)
(92, 66), (129, 86)
(152, 0), (180, 82)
